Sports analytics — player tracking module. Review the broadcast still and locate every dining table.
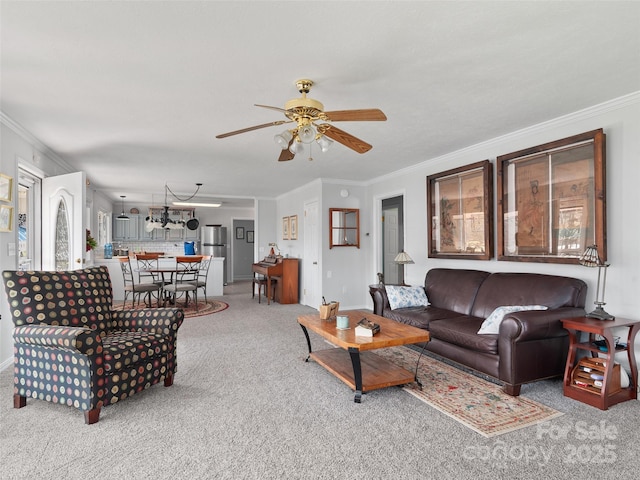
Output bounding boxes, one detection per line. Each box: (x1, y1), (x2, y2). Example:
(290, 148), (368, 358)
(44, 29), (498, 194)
(135, 266), (188, 307)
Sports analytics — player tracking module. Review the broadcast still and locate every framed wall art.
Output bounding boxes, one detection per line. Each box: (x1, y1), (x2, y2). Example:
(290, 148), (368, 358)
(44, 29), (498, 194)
(289, 215), (298, 240)
(0, 205), (13, 232)
(282, 216), (290, 240)
(0, 174), (13, 202)
(427, 160), (493, 260)
(246, 230), (254, 243)
(235, 226), (244, 240)
(497, 128), (606, 264)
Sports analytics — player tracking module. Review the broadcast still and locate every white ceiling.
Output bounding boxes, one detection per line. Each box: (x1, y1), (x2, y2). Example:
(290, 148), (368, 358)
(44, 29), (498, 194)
(2, 1), (639, 208)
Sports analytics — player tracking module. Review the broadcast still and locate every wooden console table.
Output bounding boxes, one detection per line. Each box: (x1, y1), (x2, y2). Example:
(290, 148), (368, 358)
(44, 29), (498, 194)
(562, 316), (640, 410)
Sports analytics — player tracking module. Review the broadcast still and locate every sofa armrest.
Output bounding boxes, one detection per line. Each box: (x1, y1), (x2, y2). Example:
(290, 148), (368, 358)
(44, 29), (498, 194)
(499, 307), (586, 343)
(13, 324), (103, 356)
(369, 285), (390, 316)
(110, 308), (184, 337)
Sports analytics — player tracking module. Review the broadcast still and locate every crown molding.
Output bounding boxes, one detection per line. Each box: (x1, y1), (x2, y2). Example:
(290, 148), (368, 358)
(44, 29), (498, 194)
(366, 91), (640, 186)
(0, 111), (76, 174)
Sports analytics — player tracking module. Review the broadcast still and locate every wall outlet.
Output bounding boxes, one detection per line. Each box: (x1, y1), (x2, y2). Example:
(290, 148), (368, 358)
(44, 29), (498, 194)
(342, 285), (347, 294)
(327, 270), (332, 278)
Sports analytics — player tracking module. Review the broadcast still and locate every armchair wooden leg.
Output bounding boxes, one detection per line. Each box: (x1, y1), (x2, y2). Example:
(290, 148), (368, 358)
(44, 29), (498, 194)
(14, 394), (26, 409)
(164, 374), (174, 387)
(84, 407), (101, 425)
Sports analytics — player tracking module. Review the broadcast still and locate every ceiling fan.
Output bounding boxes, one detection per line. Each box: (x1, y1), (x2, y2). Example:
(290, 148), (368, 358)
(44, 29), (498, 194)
(215, 79), (387, 161)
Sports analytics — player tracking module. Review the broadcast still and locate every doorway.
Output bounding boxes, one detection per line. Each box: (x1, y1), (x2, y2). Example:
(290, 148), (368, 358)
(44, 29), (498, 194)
(17, 168), (42, 271)
(303, 199), (320, 308)
(382, 196), (404, 284)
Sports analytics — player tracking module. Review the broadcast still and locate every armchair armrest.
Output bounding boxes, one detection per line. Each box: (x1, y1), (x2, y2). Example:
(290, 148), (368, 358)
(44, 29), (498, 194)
(110, 308), (184, 337)
(500, 307), (586, 343)
(13, 324), (103, 356)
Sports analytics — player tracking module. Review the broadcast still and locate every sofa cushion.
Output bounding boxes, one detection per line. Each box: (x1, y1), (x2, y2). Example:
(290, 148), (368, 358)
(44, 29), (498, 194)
(385, 285), (429, 310)
(429, 316), (498, 354)
(470, 272), (587, 319)
(425, 269), (490, 315)
(385, 306), (461, 329)
(477, 305), (548, 334)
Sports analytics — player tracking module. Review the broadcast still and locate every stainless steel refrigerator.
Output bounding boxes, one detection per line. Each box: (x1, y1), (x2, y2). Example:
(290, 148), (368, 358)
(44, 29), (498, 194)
(201, 225), (228, 285)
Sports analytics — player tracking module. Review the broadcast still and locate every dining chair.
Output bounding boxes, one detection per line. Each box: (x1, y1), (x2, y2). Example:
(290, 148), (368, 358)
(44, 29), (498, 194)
(189, 255), (211, 303)
(135, 253), (167, 307)
(164, 256), (202, 311)
(119, 257), (162, 308)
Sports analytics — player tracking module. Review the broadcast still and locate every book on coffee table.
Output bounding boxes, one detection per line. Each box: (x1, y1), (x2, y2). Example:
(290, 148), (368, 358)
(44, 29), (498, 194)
(355, 318), (380, 337)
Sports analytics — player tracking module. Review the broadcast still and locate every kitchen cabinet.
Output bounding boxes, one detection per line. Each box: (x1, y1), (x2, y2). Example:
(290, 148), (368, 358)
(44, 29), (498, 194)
(113, 215), (140, 240)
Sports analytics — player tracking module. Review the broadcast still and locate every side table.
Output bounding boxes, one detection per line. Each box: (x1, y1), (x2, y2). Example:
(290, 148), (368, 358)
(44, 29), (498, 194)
(561, 316), (640, 410)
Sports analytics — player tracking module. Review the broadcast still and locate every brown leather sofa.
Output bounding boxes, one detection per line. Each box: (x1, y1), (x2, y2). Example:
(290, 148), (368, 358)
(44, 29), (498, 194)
(369, 268), (587, 395)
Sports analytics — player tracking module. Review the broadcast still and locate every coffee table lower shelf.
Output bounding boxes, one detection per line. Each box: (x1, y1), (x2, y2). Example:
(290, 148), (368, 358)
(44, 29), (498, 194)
(310, 348), (415, 397)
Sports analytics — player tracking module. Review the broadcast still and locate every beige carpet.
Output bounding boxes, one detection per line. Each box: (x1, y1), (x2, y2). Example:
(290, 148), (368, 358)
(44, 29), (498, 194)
(377, 346), (563, 437)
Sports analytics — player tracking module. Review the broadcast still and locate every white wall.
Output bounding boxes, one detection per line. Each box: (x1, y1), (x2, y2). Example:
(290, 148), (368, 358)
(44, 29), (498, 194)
(366, 93), (640, 370)
(0, 119), (75, 369)
(367, 93), (640, 314)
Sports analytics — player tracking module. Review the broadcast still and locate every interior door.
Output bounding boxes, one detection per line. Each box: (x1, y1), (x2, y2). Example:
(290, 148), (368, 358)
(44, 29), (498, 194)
(42, 171), (86, 270)
(383, 206), (400, 284)
(303, 200), (320, 308)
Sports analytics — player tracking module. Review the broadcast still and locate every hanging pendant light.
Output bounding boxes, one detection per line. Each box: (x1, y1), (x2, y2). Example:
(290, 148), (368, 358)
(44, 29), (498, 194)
(117, 195), (130, 220)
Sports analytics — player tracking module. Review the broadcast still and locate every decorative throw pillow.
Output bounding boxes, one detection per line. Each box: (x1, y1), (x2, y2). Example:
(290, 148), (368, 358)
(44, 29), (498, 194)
(477, 305), (548, 334)
(385, 285), (429, 310)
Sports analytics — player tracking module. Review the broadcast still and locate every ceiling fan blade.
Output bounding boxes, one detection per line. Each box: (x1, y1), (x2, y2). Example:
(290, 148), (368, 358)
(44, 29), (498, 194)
(255, 104), (288, 113)
(321, 125), (372, 154)
(323, 109), (387, 122)
(216, 120), (290, 139)
(278, 140), (295, 161)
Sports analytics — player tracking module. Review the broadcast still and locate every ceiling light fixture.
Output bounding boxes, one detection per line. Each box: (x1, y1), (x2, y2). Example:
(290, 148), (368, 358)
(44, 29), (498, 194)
(278, 128), (333, 155)
(117, 195), (130, 220)
(289, 140), (305, 156)
(172, 201), (222, 208)
(160, 182), (205, 227)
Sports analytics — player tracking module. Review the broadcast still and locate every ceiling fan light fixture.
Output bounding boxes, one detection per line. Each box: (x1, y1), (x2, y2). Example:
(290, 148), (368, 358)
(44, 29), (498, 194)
(289, 140), (305, 156)
(274, 130), (293, 149)
(298, 124), (316, 144)
(317, 135), (333, 153)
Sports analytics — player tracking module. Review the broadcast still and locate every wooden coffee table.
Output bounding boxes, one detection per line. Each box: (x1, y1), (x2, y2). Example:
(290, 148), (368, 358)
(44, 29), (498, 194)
(298, 310), (430, 402)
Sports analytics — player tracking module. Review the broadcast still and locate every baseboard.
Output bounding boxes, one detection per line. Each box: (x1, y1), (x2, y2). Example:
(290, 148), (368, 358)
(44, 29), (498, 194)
(0, 356), (12, 372)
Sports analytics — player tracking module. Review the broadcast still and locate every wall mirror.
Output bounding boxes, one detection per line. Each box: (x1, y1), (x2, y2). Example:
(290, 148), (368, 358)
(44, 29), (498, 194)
(330, 208), (360, 248)
(497, 128), (606, 263)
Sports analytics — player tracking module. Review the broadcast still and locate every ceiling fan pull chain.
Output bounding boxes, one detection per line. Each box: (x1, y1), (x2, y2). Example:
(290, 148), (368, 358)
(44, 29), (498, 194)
(308, 143), (313, 161)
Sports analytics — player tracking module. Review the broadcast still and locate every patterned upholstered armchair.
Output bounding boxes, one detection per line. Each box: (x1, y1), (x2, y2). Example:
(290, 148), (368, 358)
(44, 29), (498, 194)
(2, 266), (184, 424)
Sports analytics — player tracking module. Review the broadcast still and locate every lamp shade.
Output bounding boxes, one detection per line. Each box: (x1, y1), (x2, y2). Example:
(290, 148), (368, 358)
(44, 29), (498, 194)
(298, 124), (316, 144)
(117, 196), (130, 220)
(579, 245), (601, 267)
(289, 140), (305, 155)
(394, 251), (414, 264)
(274, 130), (293, 149)
(317, 135), (333, 153)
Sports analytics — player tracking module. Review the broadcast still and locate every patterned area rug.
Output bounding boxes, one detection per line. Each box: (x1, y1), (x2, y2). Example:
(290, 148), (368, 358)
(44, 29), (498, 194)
(378, 346), (563, 438)
(112, 299), (229, 318)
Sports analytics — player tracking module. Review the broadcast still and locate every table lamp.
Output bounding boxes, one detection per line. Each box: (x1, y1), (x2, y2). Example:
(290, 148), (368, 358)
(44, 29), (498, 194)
(394, 251), (414, 286)
(578, 245), (614, 320)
